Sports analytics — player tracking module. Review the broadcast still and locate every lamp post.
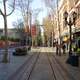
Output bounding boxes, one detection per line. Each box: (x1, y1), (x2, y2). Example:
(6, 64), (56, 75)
(63, 11), (77, 56)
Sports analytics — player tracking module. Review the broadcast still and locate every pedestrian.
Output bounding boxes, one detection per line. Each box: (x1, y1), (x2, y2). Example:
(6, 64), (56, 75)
(62, 42), (66, 54)
(56, 41), (59, 55)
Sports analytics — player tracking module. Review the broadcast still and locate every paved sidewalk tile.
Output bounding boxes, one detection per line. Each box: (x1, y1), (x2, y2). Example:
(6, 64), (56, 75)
(48, 47), (80, 80)
(0, 47), (80, 80)
(54, 51), (80, 80)
(0, 53), (30, 80)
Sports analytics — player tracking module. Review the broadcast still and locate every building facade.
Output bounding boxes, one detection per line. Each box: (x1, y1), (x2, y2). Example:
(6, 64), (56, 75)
(58, 0), (80, 41)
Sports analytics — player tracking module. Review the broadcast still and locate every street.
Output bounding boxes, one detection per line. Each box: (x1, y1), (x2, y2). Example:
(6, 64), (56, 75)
(0, 47), (80, 80)
(0, 0), (80, 80)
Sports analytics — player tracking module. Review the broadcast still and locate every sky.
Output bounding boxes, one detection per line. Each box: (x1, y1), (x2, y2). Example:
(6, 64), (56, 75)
(0, 0), (48, 29)
(31, 0), (48, 24)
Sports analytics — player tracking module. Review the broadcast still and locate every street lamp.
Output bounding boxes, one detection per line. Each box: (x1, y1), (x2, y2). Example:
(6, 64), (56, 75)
(63, 11), (77, 56)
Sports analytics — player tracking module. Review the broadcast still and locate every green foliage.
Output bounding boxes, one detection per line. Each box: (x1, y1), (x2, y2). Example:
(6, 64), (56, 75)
(8, 37), (20, 42)
(37, 35), (42, 46)
(0, 36), (6, 40)
(0, 36), (20, 42)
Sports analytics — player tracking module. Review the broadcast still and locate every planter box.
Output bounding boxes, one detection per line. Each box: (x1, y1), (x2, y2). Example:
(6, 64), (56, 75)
(66, 55), (79, 67)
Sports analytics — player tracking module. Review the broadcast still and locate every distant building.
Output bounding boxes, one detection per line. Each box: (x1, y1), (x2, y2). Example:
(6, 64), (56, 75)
(2, 29), (20, 39)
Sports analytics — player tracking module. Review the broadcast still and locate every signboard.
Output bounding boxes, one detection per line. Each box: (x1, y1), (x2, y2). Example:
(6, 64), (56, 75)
(31, 25), (36, 36)
(25, 25), (30, 33)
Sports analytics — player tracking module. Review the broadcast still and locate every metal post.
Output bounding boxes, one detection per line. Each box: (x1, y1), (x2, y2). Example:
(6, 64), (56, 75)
(68, 18), (72, 56)
(64, 11), (77, 56)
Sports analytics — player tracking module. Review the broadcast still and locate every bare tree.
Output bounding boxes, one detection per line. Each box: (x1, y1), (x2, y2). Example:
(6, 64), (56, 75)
(15, 0), (42, 30)
(14, 0), (34, 47)
(0, 0), (15, 63)
(15, 0), (33, 28)
(43, 0), (56, 47)
(15, 0), (43, 47)
(13, 19), (26, 46)
(43, 0), (56, 11)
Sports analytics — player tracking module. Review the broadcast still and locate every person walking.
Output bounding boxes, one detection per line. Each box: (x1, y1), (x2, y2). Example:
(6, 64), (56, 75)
(56, 41), (59, 55)
(62, 42), (66, 54)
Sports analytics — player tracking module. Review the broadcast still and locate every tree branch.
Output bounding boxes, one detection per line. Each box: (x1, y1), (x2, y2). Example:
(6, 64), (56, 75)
(0, 9), (4, 16)
(6, 0), (15, 16)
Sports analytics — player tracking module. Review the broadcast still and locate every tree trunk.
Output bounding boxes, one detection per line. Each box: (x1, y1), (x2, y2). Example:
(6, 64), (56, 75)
(2, 0), (8, 63)
(2, 15), (8, 63)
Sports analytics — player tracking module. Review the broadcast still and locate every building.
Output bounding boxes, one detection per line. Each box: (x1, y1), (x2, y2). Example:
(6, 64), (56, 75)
(75, 0), (80, 31)
(57, 0), (78, 41)
(0, 28), (21, 39)
(58, 0), (69, 42)
(56, 0), (80, 52)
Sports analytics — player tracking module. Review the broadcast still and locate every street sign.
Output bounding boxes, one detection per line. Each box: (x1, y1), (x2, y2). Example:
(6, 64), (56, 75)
(31, 25), (36, 36)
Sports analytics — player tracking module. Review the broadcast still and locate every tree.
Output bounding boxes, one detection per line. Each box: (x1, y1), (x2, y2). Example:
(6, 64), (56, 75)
(0, 0), (15, 63)
(37, 30), (42, 46)
(15, 0), (33, 29)
(15, 0), (42, 32)
(15, 0), (34, 47)
(44, 0), (61, 53)
(43, 15), (55, 47)
(13, 20), (26, 46)
(43, 16), (53, 36)
(43, 0), (57, 47)
(43, 0), (57, 11)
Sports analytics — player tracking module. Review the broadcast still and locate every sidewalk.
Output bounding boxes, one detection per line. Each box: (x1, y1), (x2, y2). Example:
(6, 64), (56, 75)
(52, 47), (80, 80)
(0, 47), (80, 80)
(0, 47), (41, 80)
(30, 47), (41, 53)
(0, 51), (31, 80)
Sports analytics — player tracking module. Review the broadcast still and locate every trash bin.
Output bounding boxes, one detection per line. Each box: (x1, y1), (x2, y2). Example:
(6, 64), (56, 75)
(66, 55), (79, 67)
